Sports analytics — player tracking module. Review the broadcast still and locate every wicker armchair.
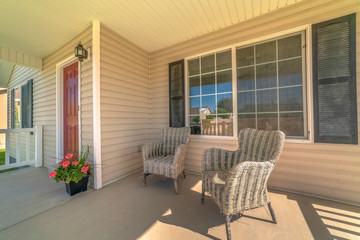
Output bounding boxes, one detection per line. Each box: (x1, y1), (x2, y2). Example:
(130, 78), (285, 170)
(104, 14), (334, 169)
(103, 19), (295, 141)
(201, 128), (285, 240)
(142, 127), (191, 194)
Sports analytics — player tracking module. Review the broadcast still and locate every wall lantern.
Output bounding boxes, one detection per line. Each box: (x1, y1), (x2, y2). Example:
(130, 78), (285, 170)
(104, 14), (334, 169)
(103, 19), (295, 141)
(74, 42), (88, 62)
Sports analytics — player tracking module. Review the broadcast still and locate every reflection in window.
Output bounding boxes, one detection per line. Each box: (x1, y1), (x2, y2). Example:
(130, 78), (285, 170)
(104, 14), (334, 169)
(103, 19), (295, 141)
(236, 32), (306, 138)
(14, 87), (21, 128)
(188, 49), (233, 136)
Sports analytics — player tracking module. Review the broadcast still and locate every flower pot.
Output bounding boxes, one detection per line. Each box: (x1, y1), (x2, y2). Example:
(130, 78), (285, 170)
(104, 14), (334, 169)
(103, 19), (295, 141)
(65, 175), (89, 196)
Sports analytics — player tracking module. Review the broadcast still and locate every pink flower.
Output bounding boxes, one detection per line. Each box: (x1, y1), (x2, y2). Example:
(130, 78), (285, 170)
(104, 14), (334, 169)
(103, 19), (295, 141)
(62, 161), (70, 168)
(81, 166), (89, 173)
(71, 161), (79, 166)
(65, 154), (73, 159)
(49, 171), (57, 178)
(59, 159), (65, 165)
(84, 162), (90, 167)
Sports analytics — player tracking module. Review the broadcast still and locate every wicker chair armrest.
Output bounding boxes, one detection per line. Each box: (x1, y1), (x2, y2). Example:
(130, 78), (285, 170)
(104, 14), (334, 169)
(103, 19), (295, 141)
(222, 161), (274, 213)
(142, 141), (163, 160)
(202, 148), (241, 172)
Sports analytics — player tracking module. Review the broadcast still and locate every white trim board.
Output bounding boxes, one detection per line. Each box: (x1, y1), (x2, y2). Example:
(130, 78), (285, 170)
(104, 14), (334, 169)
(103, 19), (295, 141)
(55, 56), (82, 163)
(92, 19), (102, 189)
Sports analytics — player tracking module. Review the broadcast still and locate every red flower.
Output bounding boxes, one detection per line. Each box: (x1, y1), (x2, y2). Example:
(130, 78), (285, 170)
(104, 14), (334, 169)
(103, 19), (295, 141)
(49, 171), (57, 178)
(65, 154), (73, 159)
(62, 161), (70, 168)
(71, 161), (79, 166)
(81, 166), (89, 173)
(84, 162), (90, 166)
(59, 159), (65, 165)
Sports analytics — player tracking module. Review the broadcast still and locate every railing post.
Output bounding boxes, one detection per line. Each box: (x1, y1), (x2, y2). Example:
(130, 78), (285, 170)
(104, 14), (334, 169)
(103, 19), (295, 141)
(5, 130), (9, 166)
(26, 132), (30, 163)
(35, 126), (43, 167)
(16, 132), (20, 164)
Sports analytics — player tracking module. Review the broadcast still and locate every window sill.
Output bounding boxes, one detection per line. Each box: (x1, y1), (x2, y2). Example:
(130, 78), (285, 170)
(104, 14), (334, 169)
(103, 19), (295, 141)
(190, 135), (312, 143)
(190, 135), (238, 141)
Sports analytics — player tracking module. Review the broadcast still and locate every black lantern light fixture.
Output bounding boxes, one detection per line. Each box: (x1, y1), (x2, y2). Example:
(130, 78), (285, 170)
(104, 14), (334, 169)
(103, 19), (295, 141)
(74, 42), (88, 62)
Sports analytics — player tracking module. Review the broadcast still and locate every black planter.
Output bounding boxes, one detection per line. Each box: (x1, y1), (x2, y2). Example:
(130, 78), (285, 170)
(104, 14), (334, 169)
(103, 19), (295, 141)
(65, 175), (89, 196)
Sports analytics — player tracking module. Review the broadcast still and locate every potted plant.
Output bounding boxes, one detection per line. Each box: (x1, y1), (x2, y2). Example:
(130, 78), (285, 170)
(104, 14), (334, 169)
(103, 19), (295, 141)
(49, 146), (91, 196)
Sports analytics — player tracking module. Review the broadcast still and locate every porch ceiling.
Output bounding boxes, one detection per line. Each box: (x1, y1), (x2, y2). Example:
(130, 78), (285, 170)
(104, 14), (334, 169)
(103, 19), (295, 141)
(0, 0), (303, 59)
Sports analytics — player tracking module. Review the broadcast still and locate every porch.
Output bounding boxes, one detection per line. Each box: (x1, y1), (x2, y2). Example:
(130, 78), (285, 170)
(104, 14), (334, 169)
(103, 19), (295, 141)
(0, 167), (359, 240)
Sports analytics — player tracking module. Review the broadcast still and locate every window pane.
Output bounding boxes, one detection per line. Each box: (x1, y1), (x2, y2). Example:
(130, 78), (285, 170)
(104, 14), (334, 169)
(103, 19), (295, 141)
(238, 114), (256, 130)
(202, 95), (216, 114)
(279, 58), (302, 86)
(279, 86), (303, 111)
(256, 63), (277, 89)
(190, 116), (201, 135)
(201, 54), (215, 73)
(278, 34), (302, 60)
(217, 70), (232, 93)
(280, 112), (304, 136)
(236, 46), (254, 67)
(189, 97), (200, 114)
(202, 115), (216, 136)
(257, 89), (277, 112)
(217, 93), (233, 114)
(201, 74), (215, 94)
(189, 76), (200, 96)
(216, 50), (232, 70)
(257, 113), (278, 131)
(14, 87), (21, 128)
(238, 91), (255, 112)
(256, 41), (276, 64)
(237, 67), (255, 91)
(188, 58), (199, 76)
(217, 115), (233, 136)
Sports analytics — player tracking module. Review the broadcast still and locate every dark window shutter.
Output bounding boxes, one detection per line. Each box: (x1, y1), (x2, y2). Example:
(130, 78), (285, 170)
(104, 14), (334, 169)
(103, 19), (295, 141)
(169, 60), (185, 127)
(21, 79), (33, 128)
(313, 14), (357, 144)
(11, 88), (15, 129)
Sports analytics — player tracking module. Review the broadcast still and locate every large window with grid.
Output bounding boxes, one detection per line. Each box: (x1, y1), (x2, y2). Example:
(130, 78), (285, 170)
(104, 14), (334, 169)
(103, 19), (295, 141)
(188, 49), (233, 136)
(236, 32), (307, 138)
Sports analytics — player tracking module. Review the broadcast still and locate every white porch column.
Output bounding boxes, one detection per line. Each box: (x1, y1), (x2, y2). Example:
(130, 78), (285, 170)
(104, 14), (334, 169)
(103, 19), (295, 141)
(92, 19), (102, 189)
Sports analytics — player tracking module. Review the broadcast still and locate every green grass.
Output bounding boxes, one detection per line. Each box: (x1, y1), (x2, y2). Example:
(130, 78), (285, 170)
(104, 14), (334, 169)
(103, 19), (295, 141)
(0, 149), (18, 173)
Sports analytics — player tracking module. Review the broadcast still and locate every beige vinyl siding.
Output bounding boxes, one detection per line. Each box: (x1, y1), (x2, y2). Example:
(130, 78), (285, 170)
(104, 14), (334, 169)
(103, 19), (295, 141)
(149, 0), (360, 204)
(100, 26), (149, 185)
(7, 27), (93, 168)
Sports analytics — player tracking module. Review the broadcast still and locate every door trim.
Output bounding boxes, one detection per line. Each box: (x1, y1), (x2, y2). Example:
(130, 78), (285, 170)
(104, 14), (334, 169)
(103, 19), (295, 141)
(56, 56), (81, 163)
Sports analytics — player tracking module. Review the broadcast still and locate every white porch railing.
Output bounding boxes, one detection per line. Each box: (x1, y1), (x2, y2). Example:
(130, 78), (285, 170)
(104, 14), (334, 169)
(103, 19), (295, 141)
(0, 126), (43, 171)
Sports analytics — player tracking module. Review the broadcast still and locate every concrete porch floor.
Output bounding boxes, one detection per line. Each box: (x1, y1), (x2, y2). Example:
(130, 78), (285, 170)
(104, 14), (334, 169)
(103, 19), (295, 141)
(0, 167), (359, 240)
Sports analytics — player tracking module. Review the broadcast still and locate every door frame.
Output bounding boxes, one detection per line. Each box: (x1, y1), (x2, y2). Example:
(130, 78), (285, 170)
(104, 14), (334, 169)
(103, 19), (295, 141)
(56, 56), (81, 163)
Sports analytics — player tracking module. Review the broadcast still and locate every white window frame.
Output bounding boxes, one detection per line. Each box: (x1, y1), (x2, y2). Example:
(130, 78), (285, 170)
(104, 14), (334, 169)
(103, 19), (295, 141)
(11, 82), (28, 129)
(185, 25), (313, 143)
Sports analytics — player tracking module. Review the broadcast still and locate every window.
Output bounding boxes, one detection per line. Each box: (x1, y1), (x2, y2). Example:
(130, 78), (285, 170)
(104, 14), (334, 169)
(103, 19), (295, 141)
(11, 80), (33, 129)
(13, 87), (21, 128)
(184, 14), (356, 142)
(236, 33), (307, 138)
(188, 49), (233, 136)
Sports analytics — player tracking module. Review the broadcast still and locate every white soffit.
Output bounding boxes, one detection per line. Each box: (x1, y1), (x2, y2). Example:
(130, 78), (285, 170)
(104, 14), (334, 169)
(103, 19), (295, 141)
(0, 0), (303, 58)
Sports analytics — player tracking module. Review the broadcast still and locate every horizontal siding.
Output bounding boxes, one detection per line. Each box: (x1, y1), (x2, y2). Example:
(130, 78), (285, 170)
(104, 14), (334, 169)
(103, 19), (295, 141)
(100, 26), (149, 185)
(7, 27), (93, 168)
(149, 0), (360, 204)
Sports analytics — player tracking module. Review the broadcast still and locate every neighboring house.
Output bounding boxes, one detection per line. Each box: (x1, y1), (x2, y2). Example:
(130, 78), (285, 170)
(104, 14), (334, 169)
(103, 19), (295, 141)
(2, 0), (360, 205)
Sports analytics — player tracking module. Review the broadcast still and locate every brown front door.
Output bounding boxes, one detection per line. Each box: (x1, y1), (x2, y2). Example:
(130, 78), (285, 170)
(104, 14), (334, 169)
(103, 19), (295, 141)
(63, 62), (79, 158)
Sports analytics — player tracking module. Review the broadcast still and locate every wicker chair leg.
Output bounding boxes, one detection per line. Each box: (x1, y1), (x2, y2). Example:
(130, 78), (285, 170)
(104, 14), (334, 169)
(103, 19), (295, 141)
(201, 187), (205, 204)
(225, 215), (232, 240)
(143, 173), (150, 186)
(182, 170), (186, 179)
(174, 178), (178, 194)
(268, 202), (277, 224)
